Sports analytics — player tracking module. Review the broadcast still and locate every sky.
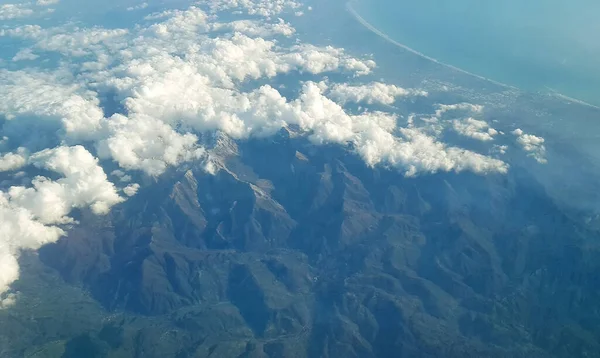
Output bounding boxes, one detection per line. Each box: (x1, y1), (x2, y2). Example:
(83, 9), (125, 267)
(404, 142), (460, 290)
(0, 0), (557, 305)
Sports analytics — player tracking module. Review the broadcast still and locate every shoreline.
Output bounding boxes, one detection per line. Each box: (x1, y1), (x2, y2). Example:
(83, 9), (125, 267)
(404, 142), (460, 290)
(544, 87), (600, 111)
(345, 1), (518, 90)
(346, 1), (600, 111)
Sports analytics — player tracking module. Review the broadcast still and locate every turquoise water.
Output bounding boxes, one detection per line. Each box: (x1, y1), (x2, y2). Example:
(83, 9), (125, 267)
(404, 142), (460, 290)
(352, 0), (600, 105)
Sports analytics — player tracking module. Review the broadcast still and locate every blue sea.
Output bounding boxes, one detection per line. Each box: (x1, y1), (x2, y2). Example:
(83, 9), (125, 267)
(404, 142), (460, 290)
(351, 0), (600, 106)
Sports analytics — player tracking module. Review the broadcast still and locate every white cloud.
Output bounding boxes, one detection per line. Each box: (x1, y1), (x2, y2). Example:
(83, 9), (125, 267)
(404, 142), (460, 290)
(395, 127), (508, 176)
(211, 19), (295, 37)
(126, 2), (147, 11)
(0, 292), (19, 308)
(0, 146), (122, 295)
(493, 144), (508, 155)
(0, 25), (43, 38)
(435, 103), (484, 118)
(0, 4), (506, 177)
(512, 128), (547, 163)
(0, 198), (65, 297)
(327, 82), (428, 105)
(0, 70), (105, 141)
(145, 6), (210, 38)
(36, 0), (59, 6)
(1, 24), (128, 58)
(0, 2), (55, 20)
(244, 82), (508, 176)
(195, 0), (302, 17)
(0, 4), (33, 20)
(36, 28), (129, 57)
(0, 148), (28, 172)
(111, 169), (132, 182)
(452, 118), (498, 142)
(12, 48), (39, 62)
(0, 4), (506, 179)
(285, 86), (506, 176)
(12, 146), (123, 223)
(123, 183), (140, 196)
(96, 114), (206, 176)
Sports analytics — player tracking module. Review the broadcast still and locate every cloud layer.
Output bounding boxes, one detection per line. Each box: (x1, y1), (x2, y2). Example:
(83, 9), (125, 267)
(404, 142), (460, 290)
(0, 0), (545, 298)
(0, 1), (56, 20)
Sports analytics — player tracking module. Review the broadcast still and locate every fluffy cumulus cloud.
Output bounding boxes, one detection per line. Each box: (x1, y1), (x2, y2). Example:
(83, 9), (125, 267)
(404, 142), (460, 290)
(0, 146), (122, 296)
(126, 2), (148, 11)
(0, 3), (33, 20)
(0, 0), (535, 298)
(23, 146), (123, 219)
(0, 70), (105, 141)
(0, 1), (56, 20)
(512, 129), (547, 163)
(96, 114), (206, 176)
(396, 127), (507, 176)
(123, 183), (140, 197)
(327, 82), (428, 105)
(435, 103), (484, 118)
(12, 48), (39, 62)
(195, 0), (302, 17)
(36, 0), (59, 5)
(2, 26), (130, 58)
(212, 19), (296, 37)
(0, 148), (28, 172)
(452, 118), (498, 141)
(0, 24), (44, 38)
(0, 197), (65, 297)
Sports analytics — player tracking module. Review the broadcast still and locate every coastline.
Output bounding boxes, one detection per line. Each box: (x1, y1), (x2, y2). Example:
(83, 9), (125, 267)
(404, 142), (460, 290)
(544, 87), (600, 111)
(346, 1), (600, 111)
(345, 1), (518, 91)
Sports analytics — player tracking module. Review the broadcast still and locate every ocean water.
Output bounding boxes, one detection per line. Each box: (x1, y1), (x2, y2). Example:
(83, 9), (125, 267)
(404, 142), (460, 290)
(351, 0), (600, 106)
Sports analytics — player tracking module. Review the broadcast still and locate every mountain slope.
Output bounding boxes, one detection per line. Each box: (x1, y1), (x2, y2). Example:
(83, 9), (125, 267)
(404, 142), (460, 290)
(22, 133), (600, 357)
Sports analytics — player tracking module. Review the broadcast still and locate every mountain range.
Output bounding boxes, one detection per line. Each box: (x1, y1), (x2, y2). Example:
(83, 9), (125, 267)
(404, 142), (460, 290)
(2, 130), (600, 357)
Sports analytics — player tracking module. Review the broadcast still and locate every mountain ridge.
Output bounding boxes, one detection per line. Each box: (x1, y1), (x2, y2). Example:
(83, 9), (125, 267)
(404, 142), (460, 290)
(7, 133), (600, 357)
